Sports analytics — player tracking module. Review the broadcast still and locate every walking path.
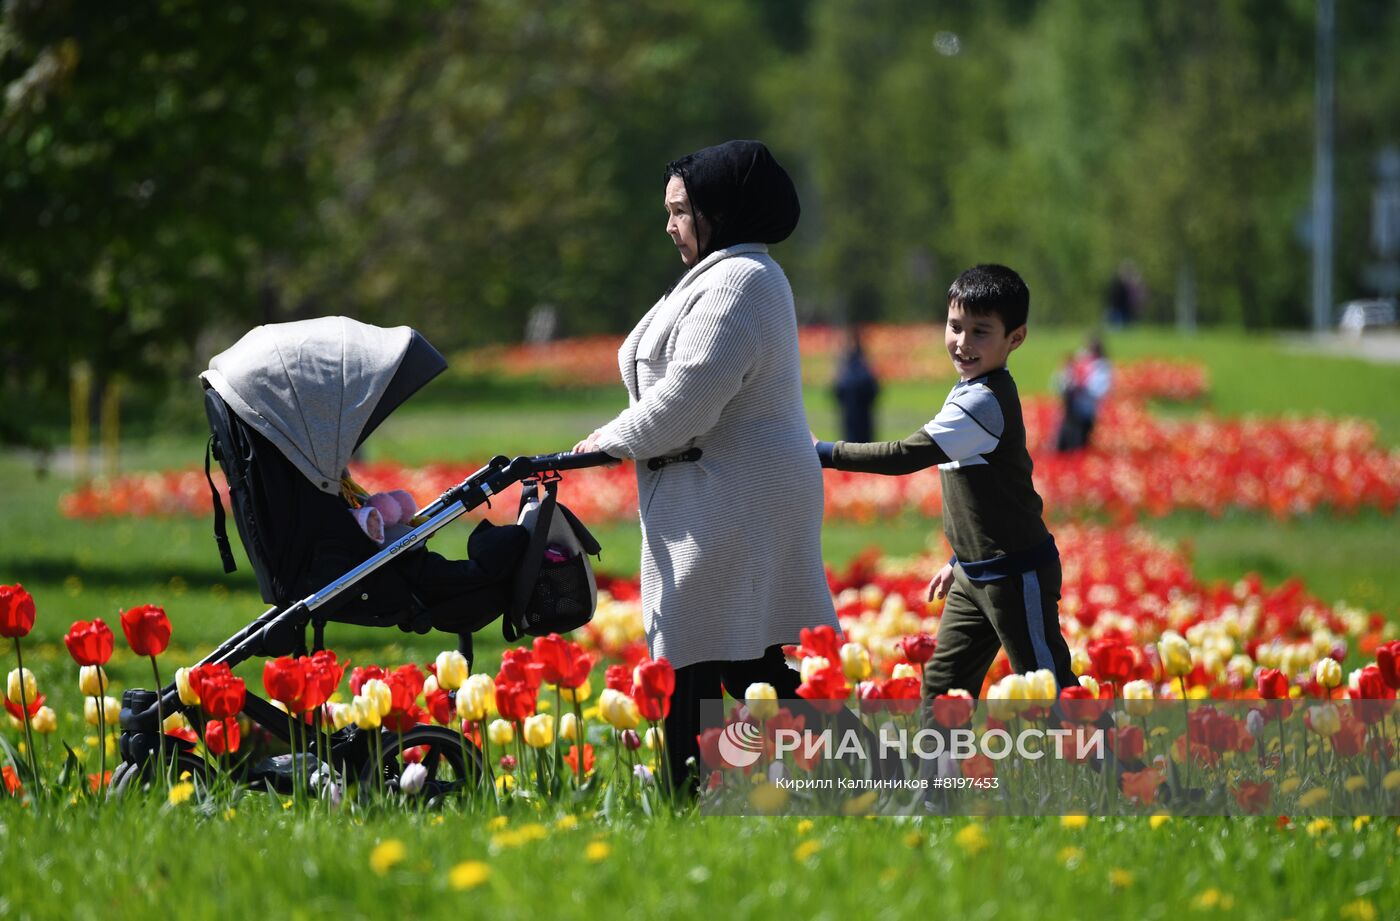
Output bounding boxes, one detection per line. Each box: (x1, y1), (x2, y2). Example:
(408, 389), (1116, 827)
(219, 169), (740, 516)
(1278, 330), (1400, 365)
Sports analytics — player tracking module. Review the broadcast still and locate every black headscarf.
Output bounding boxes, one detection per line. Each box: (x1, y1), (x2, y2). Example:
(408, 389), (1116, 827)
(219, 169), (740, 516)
(665, 140), (800, 260)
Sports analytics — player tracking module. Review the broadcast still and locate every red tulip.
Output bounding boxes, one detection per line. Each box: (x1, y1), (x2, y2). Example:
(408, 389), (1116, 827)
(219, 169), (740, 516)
(0, 584), (36, 639)
(263, 657), (308, 712)
(64, 618), (115, 666)
(495, 679), (537, 723)
(1120, 768), (1161, 806)
(563, 743), (595, 775)
(881, 676), (921, 715)
(932, 691), (974, 729)
(192, 664), (246, 719)
(1351, 664), (1392, 700)
(1087, 637), (1135, 684)
(557, 645), (594, 690)
(532, 633), (571, 685)
(4, 693), (45, 720)
(1058, 685), (1108, 724)
(2, 764), (20, 796)
(425, 688), (453, 726)
(499, 648), (545, 690)
(633, 658), (675, 700)
(604, 664), (634, 695)
(697, 728), (728, 769)
(1256, 668), (1289, 700)
(205, 717), (241, 756)
(349, 664), (387, 696)
(300, 651), (345, 713)
(1231, 780), (1272, 814)
(632, 658), (675, 722)
(959, 753), (996, 780)
(1110, 725), (1145, 762)
(1376, 641), (1400, 690)
(795, 664), (851, 714)
(799, 625), (843, 664)
(120, 604), (171, 657)
(856, 680), (886, 715)
(900, 633), (937, 666)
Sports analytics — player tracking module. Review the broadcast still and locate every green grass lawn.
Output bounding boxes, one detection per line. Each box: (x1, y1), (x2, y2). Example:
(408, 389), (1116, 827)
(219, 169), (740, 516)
(2, 327), (1398, 919)
(0, 805), (1394, 921)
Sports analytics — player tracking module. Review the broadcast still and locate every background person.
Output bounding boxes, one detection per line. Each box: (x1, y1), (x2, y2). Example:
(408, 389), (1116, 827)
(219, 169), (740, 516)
(832, 324), (880, 443)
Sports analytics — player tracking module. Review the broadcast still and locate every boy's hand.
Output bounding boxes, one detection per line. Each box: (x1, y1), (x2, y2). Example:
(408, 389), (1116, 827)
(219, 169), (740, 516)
(926, 563), (954, 601)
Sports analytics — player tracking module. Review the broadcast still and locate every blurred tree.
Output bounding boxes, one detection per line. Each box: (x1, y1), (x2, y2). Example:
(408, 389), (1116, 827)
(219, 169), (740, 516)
(0, 0), (413, 446)
(290, 0), (772, 349)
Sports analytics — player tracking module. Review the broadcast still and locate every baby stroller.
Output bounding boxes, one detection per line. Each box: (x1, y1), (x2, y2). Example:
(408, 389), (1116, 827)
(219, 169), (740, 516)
(112, 317), (611, 797)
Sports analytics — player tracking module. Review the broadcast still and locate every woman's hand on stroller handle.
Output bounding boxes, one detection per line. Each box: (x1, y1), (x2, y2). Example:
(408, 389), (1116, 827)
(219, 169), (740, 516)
(570, 431), (621, 466)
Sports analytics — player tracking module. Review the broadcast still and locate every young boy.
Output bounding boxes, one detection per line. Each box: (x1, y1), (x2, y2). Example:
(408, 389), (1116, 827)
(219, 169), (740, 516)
(815, 264), (1077, 700)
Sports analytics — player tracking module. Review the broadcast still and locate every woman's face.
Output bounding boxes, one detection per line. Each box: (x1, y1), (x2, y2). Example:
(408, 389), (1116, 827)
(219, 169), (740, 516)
(665, 175), (709, 267)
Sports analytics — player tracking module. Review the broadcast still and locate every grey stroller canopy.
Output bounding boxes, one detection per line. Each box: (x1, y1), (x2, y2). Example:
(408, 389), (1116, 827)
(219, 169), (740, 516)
(199, 316), (447, 493)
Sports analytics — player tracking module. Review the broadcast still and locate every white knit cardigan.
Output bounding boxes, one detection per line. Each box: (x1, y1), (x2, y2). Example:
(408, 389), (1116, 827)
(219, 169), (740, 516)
(595, 244), (839, 669)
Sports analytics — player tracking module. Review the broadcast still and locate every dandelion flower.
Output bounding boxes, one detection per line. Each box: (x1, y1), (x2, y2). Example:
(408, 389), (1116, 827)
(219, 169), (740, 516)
(369, 839), (406, 876)
(449, 861), (491, 891)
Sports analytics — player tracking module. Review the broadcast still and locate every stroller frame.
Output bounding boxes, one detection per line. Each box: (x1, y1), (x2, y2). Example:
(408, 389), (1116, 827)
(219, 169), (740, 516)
(112, 448), (614, 796)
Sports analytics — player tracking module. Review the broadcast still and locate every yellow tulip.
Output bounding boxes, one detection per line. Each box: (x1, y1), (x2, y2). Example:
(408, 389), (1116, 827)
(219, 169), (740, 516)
(1158, 632), (1193, 678)
(6, 667), (36, 706)
(1001, 674), (1032, 713)
(645, 726), (664, 750)
(32, 706), (57, 734)
(487, 718), (515, 747)
(1078, 675), (1100, 697)
(800, 655), (831, 683)
(985, 678), (1018, 722)
(352, 696), (382, 730)
(435, 650), (469, 691)
(456, 678), (491, 723)
(561, 678), (592, 704)
(839, 643), (872, 682)
(78, 665), (109, 697)
(1307, 704), (1341, 737)
(1313, 658), (1342, 690)
(1070, 648), (1091, 677)
(84, 696), (119, 727)
(523, 713), (554, 748)
(330, 702), (356, 731)
(1028, 669), (1058, 701)
(422, 675), (439, 698)
(745, 682), (779, 721)
(361, 679), (393, 717)
(890, 663), (918, 681)
(559, 712), (580, 742)
(175, 667), (201, 706)
(163, 711), (191, 735)
(1122, 680), (1154, 718)
(598, 688), (640, 731)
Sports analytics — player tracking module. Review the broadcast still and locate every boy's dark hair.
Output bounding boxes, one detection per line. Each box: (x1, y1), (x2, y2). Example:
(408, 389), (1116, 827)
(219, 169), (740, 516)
(947, 264), (1030, 332)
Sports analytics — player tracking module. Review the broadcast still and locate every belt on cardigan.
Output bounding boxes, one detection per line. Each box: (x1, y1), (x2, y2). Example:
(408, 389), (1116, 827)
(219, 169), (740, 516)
(646, 447), (703, 471)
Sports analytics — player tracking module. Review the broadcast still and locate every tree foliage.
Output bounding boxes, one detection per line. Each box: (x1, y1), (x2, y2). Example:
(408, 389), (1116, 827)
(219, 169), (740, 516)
(3, 0), (1400, 444)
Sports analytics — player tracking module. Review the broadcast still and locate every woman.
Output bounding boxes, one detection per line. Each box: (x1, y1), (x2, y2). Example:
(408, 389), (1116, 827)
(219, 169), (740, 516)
(574, 140), (838, 789)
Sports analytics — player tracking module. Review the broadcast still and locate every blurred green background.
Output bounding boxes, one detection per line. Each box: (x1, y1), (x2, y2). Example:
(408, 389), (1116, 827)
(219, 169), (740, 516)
(4, 0), (1400, 449)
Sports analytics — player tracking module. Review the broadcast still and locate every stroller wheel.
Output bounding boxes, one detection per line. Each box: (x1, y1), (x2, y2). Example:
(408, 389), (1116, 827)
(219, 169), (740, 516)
(358, 725), (483, 803)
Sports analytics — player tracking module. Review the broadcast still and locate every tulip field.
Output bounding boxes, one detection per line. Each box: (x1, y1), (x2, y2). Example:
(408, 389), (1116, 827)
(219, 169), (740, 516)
(2, 327), (1399, 921)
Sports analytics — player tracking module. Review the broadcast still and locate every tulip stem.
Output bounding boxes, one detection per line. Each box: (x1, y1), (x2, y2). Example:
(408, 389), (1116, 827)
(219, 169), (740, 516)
(13, 638), (41, 795)
(95, 691), (107, 804)
(1178, 677), (1191, 800)
(574, 697), (586, 785)
(149, 655), (167, 789)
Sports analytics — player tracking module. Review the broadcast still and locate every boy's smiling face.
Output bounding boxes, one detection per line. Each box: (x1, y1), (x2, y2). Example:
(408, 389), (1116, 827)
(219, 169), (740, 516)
(945, 301), (1026, 381)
